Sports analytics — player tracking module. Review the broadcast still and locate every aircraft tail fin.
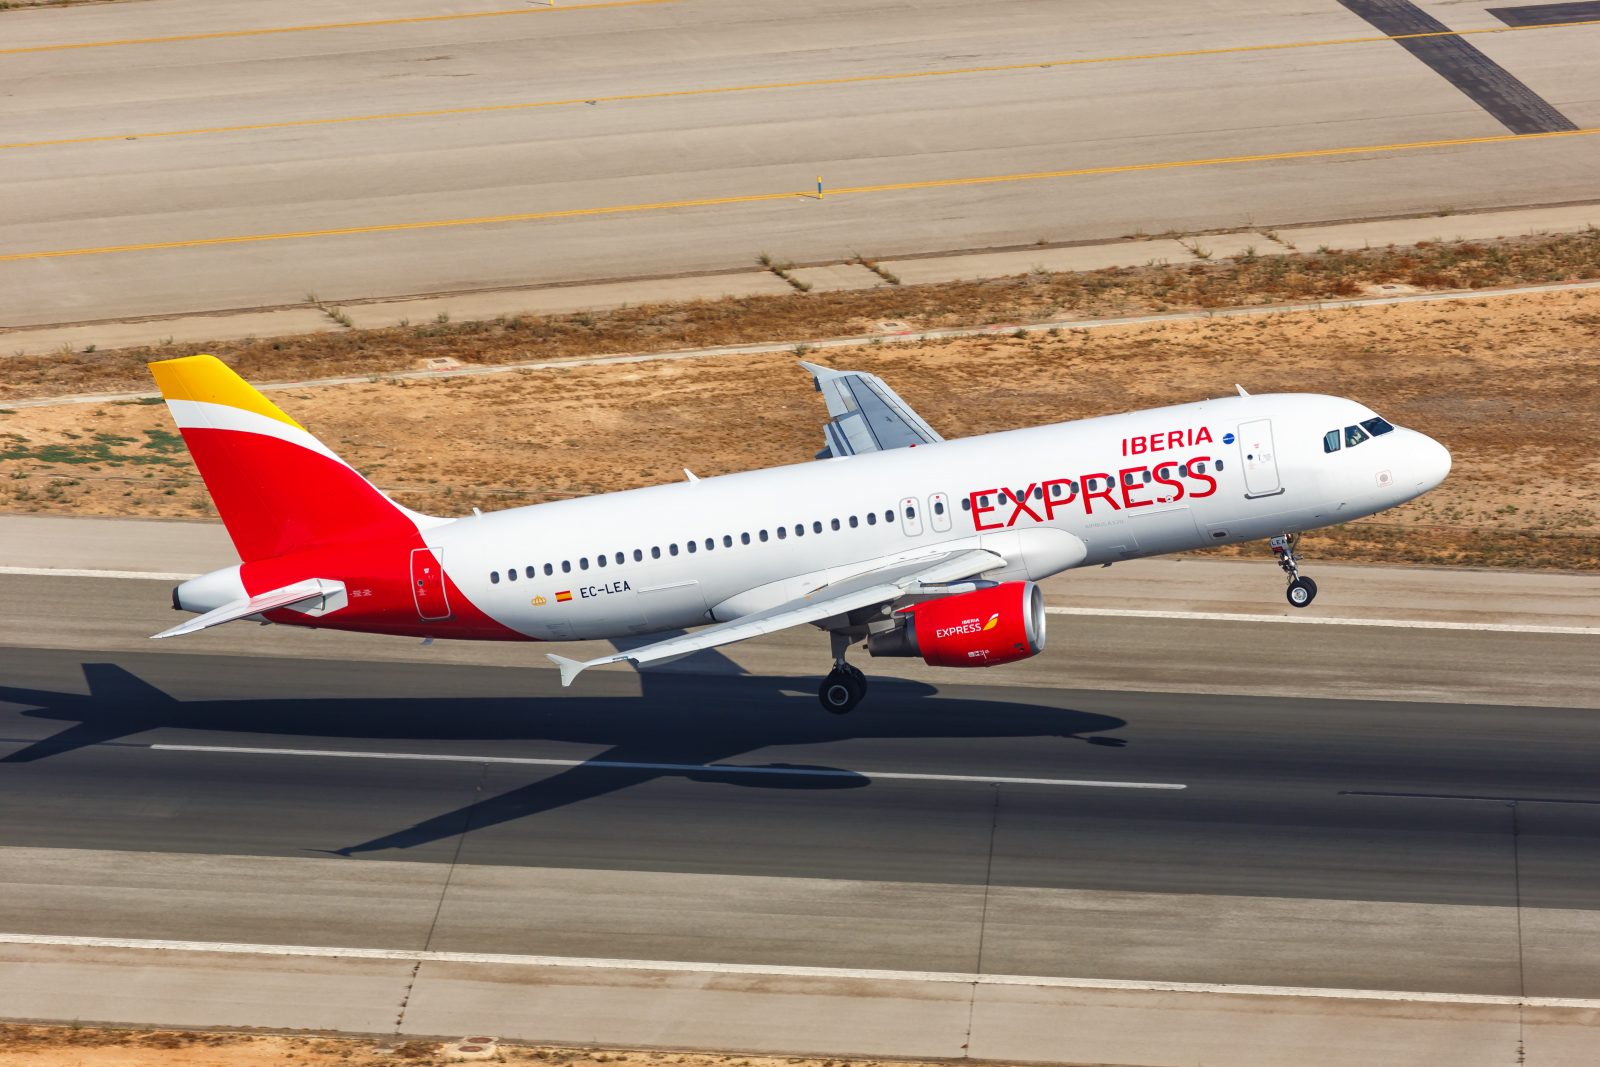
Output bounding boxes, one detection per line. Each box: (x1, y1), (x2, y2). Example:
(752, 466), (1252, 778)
(149, 354), (443, 562)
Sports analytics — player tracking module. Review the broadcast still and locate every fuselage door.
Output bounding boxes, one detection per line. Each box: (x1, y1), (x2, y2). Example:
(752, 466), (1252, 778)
(410, 546), (452, 621)
(928, 492), (953, 532)
(1237, 419), (1283, 498)
(899, 496), (924, 537)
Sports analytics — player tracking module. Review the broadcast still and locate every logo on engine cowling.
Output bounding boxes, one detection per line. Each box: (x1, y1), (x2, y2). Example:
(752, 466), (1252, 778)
(935, 612), (1001, 639)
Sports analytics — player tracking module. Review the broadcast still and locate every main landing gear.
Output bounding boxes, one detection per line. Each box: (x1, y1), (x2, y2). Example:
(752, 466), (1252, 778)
(819, 632), (868, 713)
(1270, 533), (1318, 609)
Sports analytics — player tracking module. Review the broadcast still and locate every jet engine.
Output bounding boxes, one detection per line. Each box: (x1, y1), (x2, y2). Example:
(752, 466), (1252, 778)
(867, 581), (1046, 667)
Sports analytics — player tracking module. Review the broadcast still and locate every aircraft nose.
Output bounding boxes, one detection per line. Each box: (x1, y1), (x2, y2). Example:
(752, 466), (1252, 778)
(1412, 431), (1451, 492)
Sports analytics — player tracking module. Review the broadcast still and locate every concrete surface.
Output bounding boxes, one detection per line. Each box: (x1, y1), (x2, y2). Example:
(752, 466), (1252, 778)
(1, 513), (1598, 1061)
(5, 197), (1596, 356)
(3, 0), (1598, 328)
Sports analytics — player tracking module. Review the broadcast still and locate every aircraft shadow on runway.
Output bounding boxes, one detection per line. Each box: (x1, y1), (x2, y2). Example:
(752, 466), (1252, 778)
(0, 650), (1128, 856)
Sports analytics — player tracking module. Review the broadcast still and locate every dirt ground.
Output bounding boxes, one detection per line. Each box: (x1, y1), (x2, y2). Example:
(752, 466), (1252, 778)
(3, 286), (1599, 569)
(0, 1024), (929, 1067)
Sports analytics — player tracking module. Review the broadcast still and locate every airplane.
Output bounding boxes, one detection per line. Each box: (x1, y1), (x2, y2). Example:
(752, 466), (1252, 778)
(148, 353), (1450, 713)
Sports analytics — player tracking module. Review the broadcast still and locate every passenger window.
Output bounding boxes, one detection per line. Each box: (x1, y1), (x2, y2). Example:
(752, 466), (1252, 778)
(795, 524), (804, 537)
(615, 551), (624, 565)
(934, 501), (945, 514)
(1215, 459), (1225, 471)
(741, 532), (751, 545)
(544, 563), (554, 576)
(777, 527), (787, 539)
(650, 547), (661, 559)
(1324, 430), (1341, 453)
(759, 530), (769, 542)
(867, 513), (877, 526)
(508, 568), (518, 581)
(490, 571), (500, 584)
(1142, 471), (1152, 483)
(669, 544), (679, 556)
(1345, 425), (1369, 447)
(687, 541), (697, 553)
(884, 510), (894, 522)
(831, 518), (841, 530)
(633, 549), (643, 562)
(904, 505), (915, 519)
(579, 557), (589, 570)
(723, 535), (733, 547)
(1193, 462), (1206, 474)
(1361, 416), (1394, 437)
(850, 515), (860, 527)
(961, 498), (971, 511)
(599, 555), (609, 568)
(813, 520), (823, 533)
(562, 560), (572, 573)
(1176, 466), (1187, 478)
(705, 538), (714, 551)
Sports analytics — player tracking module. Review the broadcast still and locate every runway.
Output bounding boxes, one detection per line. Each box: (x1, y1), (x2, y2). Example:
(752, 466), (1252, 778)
(4, 0), (1599, 325)
(1, 513), (1598, 1061)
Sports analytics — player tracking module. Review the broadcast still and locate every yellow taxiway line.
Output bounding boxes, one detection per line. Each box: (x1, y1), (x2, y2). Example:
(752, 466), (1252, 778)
(5, 18), (1598, 151)
(4, 126), (1597, 264)
(0, 0), (675, 56)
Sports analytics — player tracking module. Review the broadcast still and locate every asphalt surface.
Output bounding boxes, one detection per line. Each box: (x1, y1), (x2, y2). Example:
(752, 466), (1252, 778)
(3, 643), (1599, 913)
(2, 520), (1599, 1056)
(4, 0), (1599, 325)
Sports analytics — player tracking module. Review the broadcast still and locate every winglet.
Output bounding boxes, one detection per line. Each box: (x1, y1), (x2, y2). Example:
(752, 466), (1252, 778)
(546, 653), (586, 687)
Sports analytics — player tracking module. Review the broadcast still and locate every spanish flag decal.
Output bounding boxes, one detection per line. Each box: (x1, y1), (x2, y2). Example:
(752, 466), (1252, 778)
(556, 590), (573, 603)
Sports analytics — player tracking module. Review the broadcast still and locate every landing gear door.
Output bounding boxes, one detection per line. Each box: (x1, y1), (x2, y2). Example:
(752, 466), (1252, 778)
(1237, 419), (1283, 498)
(410, 546), (452, 621)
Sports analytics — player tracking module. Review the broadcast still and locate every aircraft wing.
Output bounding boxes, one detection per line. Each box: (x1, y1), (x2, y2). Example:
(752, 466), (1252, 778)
(546, 547), (1004, 685)
(799, 361), (944, 458)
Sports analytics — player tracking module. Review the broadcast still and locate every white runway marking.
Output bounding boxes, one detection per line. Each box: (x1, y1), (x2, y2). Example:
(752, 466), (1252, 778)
(1046, 606), (1600, 636)
(7, 567), (1594, 634)
(1, 932), (1594, 1009)
(149, 744), (1185, 790)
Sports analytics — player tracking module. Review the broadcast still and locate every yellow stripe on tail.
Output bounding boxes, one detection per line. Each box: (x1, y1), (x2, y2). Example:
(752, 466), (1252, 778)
(148, 354), (302, 429)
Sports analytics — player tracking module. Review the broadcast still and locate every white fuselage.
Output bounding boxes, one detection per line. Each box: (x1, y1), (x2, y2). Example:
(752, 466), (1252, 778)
(429, 393), (1449, 640)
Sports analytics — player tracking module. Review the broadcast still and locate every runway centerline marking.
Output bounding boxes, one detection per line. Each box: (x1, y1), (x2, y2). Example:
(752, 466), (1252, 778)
(8, 18), (1600, 151)
(147, 744), (1186, 790)
(0, 0), (675, 56)
(1, 932), (1596, 1009)
(4, 125), (1598, 264)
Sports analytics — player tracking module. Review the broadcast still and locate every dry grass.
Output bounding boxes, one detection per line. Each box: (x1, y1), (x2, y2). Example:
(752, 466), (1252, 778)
(2, 233), (1599, 570)
(0, 1023), (925, 1067)
(2, 231), (1596, 405)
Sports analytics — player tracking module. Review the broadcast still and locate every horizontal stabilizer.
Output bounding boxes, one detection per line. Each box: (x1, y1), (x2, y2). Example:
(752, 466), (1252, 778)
(151, 579), (330, 639)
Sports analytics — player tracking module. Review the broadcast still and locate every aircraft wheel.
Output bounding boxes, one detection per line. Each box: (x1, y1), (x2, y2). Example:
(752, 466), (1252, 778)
(819, 669), (863, 714)
(1286, 576), (1318, 609)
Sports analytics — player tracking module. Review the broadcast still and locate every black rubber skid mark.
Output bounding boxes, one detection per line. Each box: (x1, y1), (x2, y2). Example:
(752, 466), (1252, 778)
(1337, 0), (1579, 134)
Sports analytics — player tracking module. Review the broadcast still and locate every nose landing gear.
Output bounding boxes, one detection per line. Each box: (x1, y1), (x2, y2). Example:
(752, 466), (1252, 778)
(1270, 533), (1318, 608)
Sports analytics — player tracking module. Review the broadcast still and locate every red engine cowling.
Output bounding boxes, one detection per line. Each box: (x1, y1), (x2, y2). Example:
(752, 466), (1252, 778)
(869, 581), (1046, 668)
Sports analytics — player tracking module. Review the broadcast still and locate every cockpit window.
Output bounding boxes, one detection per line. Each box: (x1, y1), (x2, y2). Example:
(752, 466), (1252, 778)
(1344, 424), (1369, 448)
(1323, 430), (1341, 454)
(1360, 416), (1394, 437)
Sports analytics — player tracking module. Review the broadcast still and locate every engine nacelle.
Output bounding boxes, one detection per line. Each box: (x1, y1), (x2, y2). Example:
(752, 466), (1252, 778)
(867, 581), (1046, 668)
